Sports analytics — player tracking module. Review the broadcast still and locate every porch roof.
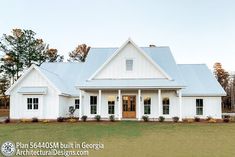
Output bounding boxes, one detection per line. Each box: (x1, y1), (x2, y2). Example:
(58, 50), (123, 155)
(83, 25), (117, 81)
(77, 79), (185, 89)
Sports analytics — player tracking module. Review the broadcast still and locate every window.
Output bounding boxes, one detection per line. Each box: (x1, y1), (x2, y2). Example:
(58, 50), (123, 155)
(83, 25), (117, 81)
(126, 59), (133, 71)
(163, 98), (169, 115)
(90, 96), (97, 114)
(75, 99), (80, 109)
(196, 99), (203, 115)
(27, 98), (38, 110)
(144, 97), (151, 114)
(108, 96), (115, 114)
(27, 98), (32, 110)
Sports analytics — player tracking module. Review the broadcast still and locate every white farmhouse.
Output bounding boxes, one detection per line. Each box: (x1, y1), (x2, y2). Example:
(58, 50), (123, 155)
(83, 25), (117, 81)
(6, 39), (226, 121)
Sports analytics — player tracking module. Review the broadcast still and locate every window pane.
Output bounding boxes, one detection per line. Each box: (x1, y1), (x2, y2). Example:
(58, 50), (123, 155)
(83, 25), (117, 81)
(91, 105), (97, 114)
(27, 98), (32, 110)
(144, 105), (150, 114)
(196, 99), (203, 115)
(33, 98), (38, 110)
(163, 98), (170, 115)
(126, 59), (133, 71)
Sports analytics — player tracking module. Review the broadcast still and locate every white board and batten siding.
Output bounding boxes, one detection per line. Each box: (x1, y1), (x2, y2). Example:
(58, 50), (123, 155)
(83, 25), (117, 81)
(182, 97), (222, 119)
(94, 42), (167, 79)
(9, 69), (59, 119)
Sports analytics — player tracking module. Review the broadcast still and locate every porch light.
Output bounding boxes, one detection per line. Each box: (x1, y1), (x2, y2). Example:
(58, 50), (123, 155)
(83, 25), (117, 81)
(116, 96), (119, 102)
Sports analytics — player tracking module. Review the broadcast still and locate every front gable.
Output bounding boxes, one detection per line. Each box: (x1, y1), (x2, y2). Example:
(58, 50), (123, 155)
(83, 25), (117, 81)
(90, 39), (171, 80)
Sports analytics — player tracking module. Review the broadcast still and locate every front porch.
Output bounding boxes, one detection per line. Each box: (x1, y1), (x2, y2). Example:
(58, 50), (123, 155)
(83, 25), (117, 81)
(78, 89), (183, 121)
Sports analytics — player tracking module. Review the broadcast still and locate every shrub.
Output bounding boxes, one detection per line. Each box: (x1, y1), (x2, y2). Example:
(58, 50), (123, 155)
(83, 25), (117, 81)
(109, 115), (115, 122)
(4, 117), (10, 123)
(68, 118), (77, 122)
(172, 116), (179, 122)
(32, 117), (38, 123)
(69, 106), (76, 118)
(208, 119), (217, 123)
(223, 118), (230, 123)
(95, 115), (101, 122)
(57, 117), (64, 122)
(142, 115), (149, 122)
(20, 119), (31, 123)
(206, 116), (212, 121)
(81, 115), (88, 122)
(42, 120), (50, 123)
(194, 117), (200, 122)
(158, 116), (165, 122)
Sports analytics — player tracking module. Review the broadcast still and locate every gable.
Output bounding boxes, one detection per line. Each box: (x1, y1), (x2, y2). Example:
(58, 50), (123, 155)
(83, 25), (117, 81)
(6, 65), (61, 95)
(92, 40), (170, 80)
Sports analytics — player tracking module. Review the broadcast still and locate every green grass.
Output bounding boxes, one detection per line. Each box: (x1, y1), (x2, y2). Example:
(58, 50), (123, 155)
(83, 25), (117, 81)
(1, 122), (235, 157)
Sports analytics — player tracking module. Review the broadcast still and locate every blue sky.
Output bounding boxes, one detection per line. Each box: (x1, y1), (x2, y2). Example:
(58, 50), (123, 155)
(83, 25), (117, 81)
(1, 0), (235, 71)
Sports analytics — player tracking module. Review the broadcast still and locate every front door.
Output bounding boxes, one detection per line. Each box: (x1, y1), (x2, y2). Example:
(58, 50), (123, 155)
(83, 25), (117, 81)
(122, 96), (136, 118)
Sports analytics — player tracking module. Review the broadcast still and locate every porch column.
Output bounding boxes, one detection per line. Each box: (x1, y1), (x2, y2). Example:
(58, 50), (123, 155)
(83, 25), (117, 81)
(98, 90), (102, 115)
(158, 89), (162, 117)
(79, 90), (82, 119)
(118, 90), (122, 120)
(179, 89), (182, 121)
(138, 89), (141, 120)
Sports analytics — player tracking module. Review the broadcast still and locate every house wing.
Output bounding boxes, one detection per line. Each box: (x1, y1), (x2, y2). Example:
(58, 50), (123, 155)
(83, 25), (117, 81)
(5, 64), (62, 95)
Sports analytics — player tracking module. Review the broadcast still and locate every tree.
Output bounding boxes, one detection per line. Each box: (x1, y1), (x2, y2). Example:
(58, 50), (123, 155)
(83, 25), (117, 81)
(213, 62), (230, 111)
(0, 28), (64, 83)
(68, 44), (90, 62)
(0, 75), (10, 108)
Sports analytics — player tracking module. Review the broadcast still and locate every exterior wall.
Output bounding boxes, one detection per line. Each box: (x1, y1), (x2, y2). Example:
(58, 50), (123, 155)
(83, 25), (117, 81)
(9, 69), (59, 119)
(82, 90), (180, 119)
(94, 42), (166, 79)
(59, 96), (80, 117)
(182, 97), (222, 119)
(81, 90), (222, 120)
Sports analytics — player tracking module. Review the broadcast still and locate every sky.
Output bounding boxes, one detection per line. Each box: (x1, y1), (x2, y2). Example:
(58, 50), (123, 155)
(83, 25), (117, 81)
(0, 0), (235, 71)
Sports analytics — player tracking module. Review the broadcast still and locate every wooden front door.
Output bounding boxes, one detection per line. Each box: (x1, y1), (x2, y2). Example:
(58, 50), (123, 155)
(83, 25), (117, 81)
(122, 96), (136, 118)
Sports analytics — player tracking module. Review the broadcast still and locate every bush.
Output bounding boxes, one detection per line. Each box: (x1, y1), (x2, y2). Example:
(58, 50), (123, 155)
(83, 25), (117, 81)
(4, 117), (10, 123)
(206, 116), (212, 121)
(81, 115), (88, 122)
(95, 115), (101, 122)
(42, 120), (50, 123)
(142, 115), (149, 122)
(57, 117), (64, 122)
(172, 116), (179, 122)
(69, 106), (76, 118)
(194, 117), (200, 122)
(158, 116), (165, 122)
(208, 119), (217, 123)
(32, 117), (39, 123)
(109, 115), (115, 122)
(223, 118), (230, 123)
(68, 118), (77, 122)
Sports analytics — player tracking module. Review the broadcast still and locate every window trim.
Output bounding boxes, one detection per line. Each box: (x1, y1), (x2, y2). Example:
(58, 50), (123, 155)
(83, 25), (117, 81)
(162, 98), (170, 115)
(126, 59), (133, 71)
(75, 99), (80, 109)
(90, 96), (97, 114)
(144, 96), (151, 115)
(27, 97), (39, 110)
(196, 99), (203, 115)
(108, 96), (115, 114)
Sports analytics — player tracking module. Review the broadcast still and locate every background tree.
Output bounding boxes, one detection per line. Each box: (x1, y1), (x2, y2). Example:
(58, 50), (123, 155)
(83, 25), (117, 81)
(68, 44), (90, 62)
(0, 75), (10, 108)
(213, 62), (230, 111)
(0, 28), (64, 83)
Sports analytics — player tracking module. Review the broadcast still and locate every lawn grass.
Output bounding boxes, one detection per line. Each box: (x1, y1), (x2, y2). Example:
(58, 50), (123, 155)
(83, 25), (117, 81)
(1, 122), (235, 157)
